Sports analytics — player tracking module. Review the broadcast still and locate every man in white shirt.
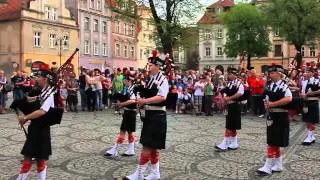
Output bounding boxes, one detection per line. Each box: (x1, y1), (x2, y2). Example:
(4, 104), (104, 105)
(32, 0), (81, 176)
(193, 76), (205, 115)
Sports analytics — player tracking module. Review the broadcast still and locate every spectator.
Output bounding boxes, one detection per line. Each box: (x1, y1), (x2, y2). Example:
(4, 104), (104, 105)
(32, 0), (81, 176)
(86, 70), (97, 112)
(66, 73), (79, 112)
(204, 76), (214, 116)
(12, 70), (25, 100)
(194, 76), (205, 115)
(79, 68), (87, 111)
(0, 70), (6, 114)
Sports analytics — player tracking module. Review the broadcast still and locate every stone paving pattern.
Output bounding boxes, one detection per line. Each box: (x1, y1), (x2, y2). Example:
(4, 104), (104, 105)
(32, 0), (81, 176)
(0, 111), (319, 180)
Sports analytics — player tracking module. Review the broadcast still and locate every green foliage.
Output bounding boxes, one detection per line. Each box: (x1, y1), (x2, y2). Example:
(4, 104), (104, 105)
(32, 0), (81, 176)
(221, 4), (271, 57)
(263, 0), (320, 48)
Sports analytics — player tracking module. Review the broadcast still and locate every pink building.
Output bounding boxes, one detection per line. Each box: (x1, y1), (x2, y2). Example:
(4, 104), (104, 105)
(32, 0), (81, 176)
(107, 0), (138, 69)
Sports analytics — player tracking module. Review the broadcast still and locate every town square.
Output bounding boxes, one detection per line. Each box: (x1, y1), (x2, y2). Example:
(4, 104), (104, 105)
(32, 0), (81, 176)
(1, 0), (320, 179)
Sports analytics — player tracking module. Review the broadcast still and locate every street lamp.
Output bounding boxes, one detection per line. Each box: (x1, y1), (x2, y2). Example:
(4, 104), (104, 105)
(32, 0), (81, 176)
(55, 37), (67, 67)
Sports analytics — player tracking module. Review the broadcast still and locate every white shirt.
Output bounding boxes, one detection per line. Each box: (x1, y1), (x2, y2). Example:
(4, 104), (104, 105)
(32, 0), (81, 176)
(148, 72), (169, 98)
(40, 87), (55, 112)
(194, 81), (205, 96)
(270, 80), (292, 97)
(227, 79), (244, 95)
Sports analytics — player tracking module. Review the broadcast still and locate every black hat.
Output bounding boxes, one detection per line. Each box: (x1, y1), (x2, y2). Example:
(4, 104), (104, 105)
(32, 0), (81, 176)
(268, 63), (284, 73)
(148, 49), (165, 66)
(227, 67), (238, 75)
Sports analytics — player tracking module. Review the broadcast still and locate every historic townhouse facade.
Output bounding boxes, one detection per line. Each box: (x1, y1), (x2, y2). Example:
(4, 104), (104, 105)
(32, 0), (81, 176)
(0, 0), (79, 75)
(136, 5), (156, 68)
(66, 0), (112, 71)
(107, 0), (138, 69)
(197, 0), (236, 72)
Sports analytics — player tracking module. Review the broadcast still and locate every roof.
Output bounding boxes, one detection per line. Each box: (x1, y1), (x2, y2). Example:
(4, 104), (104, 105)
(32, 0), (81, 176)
(198, 0), (234, 25)
(0, 0), (21, 21)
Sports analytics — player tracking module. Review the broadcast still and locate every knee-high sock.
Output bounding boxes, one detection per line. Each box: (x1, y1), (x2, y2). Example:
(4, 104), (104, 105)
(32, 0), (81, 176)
(20, 159), (32, 173)
(150, 150), (160, 164)
(267, 145), (280, 158)
(116, 131), (126, 144)
(128, 132), (135, 143)
(139, 147), (151, 165)
(37, 160), (47, 173)
(225, 129), (236, 137)
(307, 123), (316, 131)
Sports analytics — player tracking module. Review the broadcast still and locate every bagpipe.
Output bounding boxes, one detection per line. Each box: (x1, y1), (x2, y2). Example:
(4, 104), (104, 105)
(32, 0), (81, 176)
(10, 48), (79, 128)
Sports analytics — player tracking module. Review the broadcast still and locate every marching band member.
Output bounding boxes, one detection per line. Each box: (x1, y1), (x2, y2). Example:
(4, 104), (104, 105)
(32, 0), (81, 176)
(215, 67), (244, 151)
(104, 73), (137, 157)
(301, 66), (320, 146)
(16, 65), (55, 180)
(257, 64), (292, 175)
(123, 50), (169, 180)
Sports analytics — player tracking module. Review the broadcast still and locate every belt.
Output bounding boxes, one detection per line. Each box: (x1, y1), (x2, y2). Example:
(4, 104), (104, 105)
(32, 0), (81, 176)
(307, 97), (319, 101)
(269, 108), (288, 113)
(124, 107), (136, 111)
(145, 105), (166, 111)
(227, 100), (239, 104)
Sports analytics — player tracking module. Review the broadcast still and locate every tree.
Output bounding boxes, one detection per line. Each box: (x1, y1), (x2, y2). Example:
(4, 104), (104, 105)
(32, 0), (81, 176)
(146, 0), (203, 57)
(221, 4), (271, 69)
(263, 0), (320, 68)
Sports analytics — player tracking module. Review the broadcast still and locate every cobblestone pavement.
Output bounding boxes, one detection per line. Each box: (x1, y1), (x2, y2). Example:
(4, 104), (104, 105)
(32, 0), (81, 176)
(0, 111), (319, 180)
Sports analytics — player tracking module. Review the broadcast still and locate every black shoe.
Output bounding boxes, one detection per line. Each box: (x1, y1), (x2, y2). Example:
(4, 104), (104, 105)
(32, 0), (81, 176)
(121, 153), (135, 157)
(215, 145), (227, 152)
(122, 177), (129, 180)
(256, 170), (271, 176)
(104, 153), (112, 157)
(302, 140), (315, 146)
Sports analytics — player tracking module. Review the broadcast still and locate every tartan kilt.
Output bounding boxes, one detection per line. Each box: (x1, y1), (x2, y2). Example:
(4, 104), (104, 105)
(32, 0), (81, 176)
(226, 103), (241, 130)
(21, 121), (52, 160)
(267, 112), (289, 147)
(120, 110), (136, 132)
(140, 110), (167, 149)
(302, 100), (319, 124)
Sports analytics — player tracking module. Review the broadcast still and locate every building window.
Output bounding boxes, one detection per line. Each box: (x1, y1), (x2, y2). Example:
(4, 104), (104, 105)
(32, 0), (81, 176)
(310, 46), (316, 57)
(34, 32), (41, 47)
(124, 23), (127, 35)
(130, 46), (135, 58)
(102, 43), (107, 56)
(205, 47), (211, 57)
(124, 45), (128, 57)
(97, 0), (101, 10)
(84, 40), (90, 54)
(116, 43), (120, 56)
(94, 19), (99, 32)
(102, 21), (107, 33)
(49, 34), (56, 48)
(130, 24), (134, 36)
(93, 42), (99, 55)
(301, 47), (305, 57)
(204, 31), (212, 40)
(45, 7), (57, 21)
(217, 47), (223, 56)
(84, 17), (90, 30)
(274, 45), (282, 57)
(140, 49), (143, 59)
(90, 0), (94, 9)
(274, 28), (280, 37)
(116, 20), (120, 33)
(217, 29), (223, 38)
(63, 36), (69, 49)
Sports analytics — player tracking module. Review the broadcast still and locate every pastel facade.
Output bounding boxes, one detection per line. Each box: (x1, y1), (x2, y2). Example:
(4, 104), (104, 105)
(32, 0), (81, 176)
(0, 0), (79, 75)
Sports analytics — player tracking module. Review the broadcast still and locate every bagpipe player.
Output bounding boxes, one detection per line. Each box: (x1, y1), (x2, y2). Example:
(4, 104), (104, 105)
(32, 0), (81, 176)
(15, 64), (57, 180)
(257, 64), (292, 176)
(104, 73), (138, 157)
(123, 50), (169, 180)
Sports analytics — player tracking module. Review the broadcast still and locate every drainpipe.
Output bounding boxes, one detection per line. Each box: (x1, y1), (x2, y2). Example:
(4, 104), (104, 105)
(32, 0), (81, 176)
(19, 18), (23, 72)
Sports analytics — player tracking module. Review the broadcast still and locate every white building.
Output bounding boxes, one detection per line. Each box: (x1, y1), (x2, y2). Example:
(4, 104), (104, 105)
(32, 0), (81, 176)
(197, 0), (237, 72)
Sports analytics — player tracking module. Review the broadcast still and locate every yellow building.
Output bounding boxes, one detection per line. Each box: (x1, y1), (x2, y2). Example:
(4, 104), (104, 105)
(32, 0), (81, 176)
(0, 0), (79, 75)
(136, 6), (157, 69)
